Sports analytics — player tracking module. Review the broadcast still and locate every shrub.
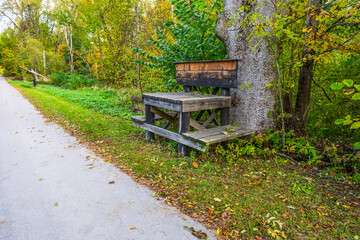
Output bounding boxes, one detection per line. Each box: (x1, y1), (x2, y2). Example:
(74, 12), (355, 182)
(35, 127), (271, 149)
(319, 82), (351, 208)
(50, 72), (96, 89)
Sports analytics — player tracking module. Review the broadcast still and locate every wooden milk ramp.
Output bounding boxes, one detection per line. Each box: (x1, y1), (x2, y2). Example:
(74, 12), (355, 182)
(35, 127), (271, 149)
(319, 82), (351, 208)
(132, 60), (254, 155)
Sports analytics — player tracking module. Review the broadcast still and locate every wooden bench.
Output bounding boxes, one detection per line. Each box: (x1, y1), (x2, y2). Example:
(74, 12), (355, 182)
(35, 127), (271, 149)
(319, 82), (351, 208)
(132, 60), (254, 156)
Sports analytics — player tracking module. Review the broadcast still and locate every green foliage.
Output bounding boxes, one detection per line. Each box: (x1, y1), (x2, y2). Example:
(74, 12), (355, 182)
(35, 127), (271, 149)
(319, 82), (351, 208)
(134, 0), (226, 90)
(212, 128), (360, 182)
(50, 72), (96, 89)
(331, 79), (360, 150)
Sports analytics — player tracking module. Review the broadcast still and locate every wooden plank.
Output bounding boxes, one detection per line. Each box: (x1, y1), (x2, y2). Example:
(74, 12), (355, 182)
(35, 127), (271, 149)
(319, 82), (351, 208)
(176, 71), (237, 88)
(144, 93), (231, 112)
(132, 121), (207, 152)
(183, 126), (254, 145)
(198, 129), (254, 145)
(174, 59), (239, 64)
(190, 119), (206, 131)
(143, 92), (204, 104)
(184, 125), (241, 139)
(143, 98), (182, 112)
(182, 97), (231, 112)
(151, 106), (178, 123)
(202, 109), (220, 128)
(175, 60), (237, 71)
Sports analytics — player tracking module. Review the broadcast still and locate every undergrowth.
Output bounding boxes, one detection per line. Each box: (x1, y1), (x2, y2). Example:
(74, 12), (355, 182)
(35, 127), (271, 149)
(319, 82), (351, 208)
(10, 80), (360, 239)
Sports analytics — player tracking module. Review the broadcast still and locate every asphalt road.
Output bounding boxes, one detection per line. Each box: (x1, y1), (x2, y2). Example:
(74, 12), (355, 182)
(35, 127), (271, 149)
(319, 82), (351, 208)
(0, 77), (213, 240)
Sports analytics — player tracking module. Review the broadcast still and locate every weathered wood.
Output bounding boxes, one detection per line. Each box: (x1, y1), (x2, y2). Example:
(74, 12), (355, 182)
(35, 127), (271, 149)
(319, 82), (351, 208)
(143, 92), (217, 104)
(175, 60), (237, 71)
(132, 121), (206, 151)
(176, 73), (237, 88)
(145, 105), (154, 141)
(189, 119), (207, 131)
(202, 109), (220, 128)
(175, 60), (238, 88)
(178, 112), (190, 156)
(19, 66), (51, 82)
(174, 59), (239, 65)
(143, 92), (231, 112)
(183, 125), (254, 145)
(133, 60), (243, 155)
(184, 126), (243, 139)
(196, 110), (206, 121)
(221, 88), (231, 126)
(143, 98), (182, 112)
(182, 98), (231, 112)
(198, 129), (253, 145)
(151, 106), (177, 123)
(163, 113), (178, 129)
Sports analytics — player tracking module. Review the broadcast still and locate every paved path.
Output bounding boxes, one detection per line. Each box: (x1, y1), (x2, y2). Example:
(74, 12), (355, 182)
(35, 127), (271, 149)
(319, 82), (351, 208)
(0, 78), (212, 240)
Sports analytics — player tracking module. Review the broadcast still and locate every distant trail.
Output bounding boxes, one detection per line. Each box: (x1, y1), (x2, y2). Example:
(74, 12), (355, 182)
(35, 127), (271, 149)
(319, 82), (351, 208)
(0, 77), (212, 240)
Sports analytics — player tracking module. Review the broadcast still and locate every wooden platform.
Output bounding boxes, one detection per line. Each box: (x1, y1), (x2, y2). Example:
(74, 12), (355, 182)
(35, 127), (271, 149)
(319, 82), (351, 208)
(142, 92), (231, 112)
(132, 115), (253, 152)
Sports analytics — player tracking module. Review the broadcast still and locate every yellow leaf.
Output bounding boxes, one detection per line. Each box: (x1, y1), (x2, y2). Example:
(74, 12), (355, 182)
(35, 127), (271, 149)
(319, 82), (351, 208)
(216, 228), (220, 235)
(129, 226), (136, 229)
(192, 162), (198, 168)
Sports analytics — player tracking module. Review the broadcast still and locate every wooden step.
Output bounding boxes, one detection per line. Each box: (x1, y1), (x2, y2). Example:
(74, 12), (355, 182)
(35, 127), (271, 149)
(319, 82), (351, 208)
(131, 112), (177, 124)
(183, 125), (253, 145)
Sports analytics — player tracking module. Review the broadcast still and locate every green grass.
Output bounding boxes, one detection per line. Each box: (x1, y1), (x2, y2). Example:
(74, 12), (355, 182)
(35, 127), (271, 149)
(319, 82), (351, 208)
(10, 80), (360, 239)
(17, 81), (142, 119)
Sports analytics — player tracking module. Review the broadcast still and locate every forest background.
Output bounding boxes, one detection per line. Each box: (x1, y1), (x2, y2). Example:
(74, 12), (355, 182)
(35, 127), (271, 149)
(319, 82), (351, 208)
(0, 0), (359, 181)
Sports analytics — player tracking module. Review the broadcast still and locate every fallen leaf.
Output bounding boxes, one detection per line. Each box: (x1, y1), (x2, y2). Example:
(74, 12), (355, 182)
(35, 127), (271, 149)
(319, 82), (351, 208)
(192, 162), (198, 168)
(128, 226), (136, 229)
(221, 212), (228, 219)
(214, 198), (221, 202)
(0, 221), (4, 224)
(38, 178), (44, 181)
(304, 177), (313, 182)
(54, 202), (58, 206)
(184, 226), (207, 239)
(109, 180), (115, 184)
(328, 170), (336, 176)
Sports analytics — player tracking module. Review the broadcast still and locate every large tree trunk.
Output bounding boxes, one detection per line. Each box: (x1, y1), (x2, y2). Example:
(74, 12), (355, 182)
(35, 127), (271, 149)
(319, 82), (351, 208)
(215, 0), (277, 131)
(295, 0), (320, 124)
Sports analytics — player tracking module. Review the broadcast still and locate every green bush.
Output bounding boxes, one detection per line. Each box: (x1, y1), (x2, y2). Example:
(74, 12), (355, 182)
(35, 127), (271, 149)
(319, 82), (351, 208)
(50, 72), (96, 89)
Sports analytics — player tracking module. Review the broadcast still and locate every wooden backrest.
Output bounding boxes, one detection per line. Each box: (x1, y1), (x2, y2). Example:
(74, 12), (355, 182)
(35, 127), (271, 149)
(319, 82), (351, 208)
(175, 60), (238, 89)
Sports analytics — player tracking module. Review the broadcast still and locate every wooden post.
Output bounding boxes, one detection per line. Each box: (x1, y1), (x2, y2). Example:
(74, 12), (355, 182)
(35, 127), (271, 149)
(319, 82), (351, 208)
(221, 88), (230, 148)
(145, 105), (154, 142)
(221, 88), (230, 126)
(178, 112), (190, 156)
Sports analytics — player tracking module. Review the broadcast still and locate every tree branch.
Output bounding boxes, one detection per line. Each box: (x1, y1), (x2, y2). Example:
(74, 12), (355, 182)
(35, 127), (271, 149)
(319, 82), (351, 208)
(315, 29), (360, 57)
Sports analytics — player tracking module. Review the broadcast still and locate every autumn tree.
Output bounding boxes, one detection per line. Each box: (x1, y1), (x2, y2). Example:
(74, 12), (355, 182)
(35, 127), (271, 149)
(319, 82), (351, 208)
(215, 0), (277, 131)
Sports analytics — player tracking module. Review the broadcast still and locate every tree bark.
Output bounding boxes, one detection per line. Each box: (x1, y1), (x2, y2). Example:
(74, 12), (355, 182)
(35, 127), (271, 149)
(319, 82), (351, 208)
(215, 0), (277, 131)
(295, 0), (320, 124)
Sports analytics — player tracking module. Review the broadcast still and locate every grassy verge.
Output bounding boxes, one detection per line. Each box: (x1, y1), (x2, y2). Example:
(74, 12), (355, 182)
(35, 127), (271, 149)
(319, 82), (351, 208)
(10, 80), (360, 239)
